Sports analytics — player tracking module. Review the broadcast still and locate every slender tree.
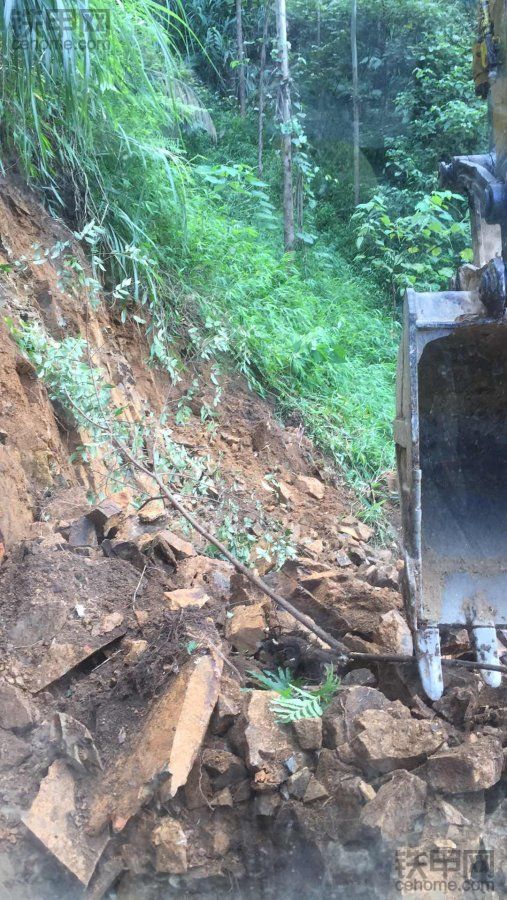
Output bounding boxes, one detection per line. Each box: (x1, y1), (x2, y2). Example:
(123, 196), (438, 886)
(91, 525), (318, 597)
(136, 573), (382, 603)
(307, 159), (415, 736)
(351, 0), (360, 205)
(258, 5), (270, 177)
(236, 0), (247, 116)
(275, 0), (295, 251)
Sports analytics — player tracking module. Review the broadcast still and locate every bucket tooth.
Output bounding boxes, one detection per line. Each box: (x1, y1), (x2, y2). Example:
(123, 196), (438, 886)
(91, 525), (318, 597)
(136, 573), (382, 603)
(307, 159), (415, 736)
(470, 626), (502, 687)
(414, 626), (443, 701)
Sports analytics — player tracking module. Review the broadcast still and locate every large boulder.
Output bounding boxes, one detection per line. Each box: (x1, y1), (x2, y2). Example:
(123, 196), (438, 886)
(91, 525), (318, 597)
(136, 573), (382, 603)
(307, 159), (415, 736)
(360, 770), (427, 843)
(152, 818), (188, 873)
(350, 709), (446, 774)
(243, 691), (298, 770)
(225, 603), (267, 652)
(424, 736), (503, 792)
(322, 685), (401, 749)
(88, 653), (223, 833)
(0, 682), (34, 731)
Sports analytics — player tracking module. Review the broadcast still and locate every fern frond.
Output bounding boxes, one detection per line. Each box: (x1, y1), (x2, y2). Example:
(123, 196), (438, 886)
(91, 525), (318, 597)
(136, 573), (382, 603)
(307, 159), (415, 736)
(272, 692), (323, 723)
(247, 667), (297, 695)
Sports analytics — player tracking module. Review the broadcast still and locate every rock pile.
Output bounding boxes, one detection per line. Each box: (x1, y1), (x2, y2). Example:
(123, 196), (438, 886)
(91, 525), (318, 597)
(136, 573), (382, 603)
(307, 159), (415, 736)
(0, 493), (505, 898)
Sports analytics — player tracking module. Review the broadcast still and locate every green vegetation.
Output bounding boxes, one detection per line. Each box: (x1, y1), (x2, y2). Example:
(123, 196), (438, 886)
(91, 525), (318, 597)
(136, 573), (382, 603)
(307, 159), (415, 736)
(249, 665), (341, 722)
(0, 0), (487, 522)
(183, 142), (398, 495)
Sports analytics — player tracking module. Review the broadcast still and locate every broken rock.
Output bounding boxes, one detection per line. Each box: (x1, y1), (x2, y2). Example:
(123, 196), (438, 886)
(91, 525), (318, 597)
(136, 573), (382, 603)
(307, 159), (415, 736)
(251, 421), (272, 452)
(173, 556), (233, 599)
(424, 735), (503, 792)
(253, 760), (288, 792)
(276, 481), (294, 505)
(342, 668), (377, 687)
(0, 727), (31, 770)
(202, 748), (247, 788)
(156, 530), (195, 560)
(96, 611), (124, 634)
(152, 819), (188, 874)
(303, 776), (328, 803)
(295, 475), (325, 501)
(355, 523), (373, 542)
(211, 676), (243, 736)
(23, 760), (109, 885)
(309, 751), (370, 842)
(28, 627), (126, 693)
(243, 690), (297, 770)
(351, 708), (446, 774)
(164, 587), (211, 611)
(0, 681), (34, 731)
(88, 653), (223, 833)
(292, 716), (322, 751)
(360, 769), (427, 843)
(50, 712), (102, 774)
(123, 639), (148, 665)
(138, 499), (165, 524)
(68, 516), (98, 549)
(86, 499), (124, 532)
(184, 760), (213, 809)
(286, 767), (312, 799)
(323, 686), (393, 748)
(374, 609), (413, 655)
(433, 685), (477, 727)
(367, 564), (399, 591)
(225, 603), (267, 652)
(424, 796), (476, 843)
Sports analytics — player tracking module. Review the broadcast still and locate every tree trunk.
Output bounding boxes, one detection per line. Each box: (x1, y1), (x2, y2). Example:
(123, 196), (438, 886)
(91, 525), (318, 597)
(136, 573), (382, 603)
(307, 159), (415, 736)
(236, 0), (246, 116)
(351, 0), (360, 206)
(258, 6), (269, 177)
(275, 0), (295, 252)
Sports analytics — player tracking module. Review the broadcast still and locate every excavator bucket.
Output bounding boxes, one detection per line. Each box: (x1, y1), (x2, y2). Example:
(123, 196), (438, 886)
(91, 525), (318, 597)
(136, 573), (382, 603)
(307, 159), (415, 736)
(396, 290), (507, 700)
(394, 0), (507, 700)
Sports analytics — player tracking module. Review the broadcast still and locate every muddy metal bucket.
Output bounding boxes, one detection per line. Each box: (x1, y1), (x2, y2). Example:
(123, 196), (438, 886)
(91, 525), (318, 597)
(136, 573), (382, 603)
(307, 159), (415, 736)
(395, 288), (507, 700)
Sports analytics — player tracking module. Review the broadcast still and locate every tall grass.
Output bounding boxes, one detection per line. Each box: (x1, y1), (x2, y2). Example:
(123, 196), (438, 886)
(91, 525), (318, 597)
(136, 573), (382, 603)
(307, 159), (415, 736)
(182, 151), (398, 507)
(1, 0), (203, 317)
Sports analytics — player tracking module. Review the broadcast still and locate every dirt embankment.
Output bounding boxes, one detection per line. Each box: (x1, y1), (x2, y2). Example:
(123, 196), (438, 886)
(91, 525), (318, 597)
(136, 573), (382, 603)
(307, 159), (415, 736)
(0, 179), (506, 899)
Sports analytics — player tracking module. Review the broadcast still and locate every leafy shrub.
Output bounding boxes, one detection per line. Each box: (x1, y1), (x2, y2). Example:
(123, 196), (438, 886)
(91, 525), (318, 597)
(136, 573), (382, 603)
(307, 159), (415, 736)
(353, 189), (471, 301)
(205, 500), (297, 570)
(183, 179), (398, 493)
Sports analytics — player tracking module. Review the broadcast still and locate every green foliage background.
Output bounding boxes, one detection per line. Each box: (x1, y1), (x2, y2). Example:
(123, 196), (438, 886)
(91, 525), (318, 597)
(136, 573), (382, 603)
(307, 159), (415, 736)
(0, 0), (488, 521)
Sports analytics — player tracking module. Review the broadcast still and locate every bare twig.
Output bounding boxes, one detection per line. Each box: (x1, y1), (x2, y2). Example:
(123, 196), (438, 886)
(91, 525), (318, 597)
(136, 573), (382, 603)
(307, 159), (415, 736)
(132, 564), (147, 612)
